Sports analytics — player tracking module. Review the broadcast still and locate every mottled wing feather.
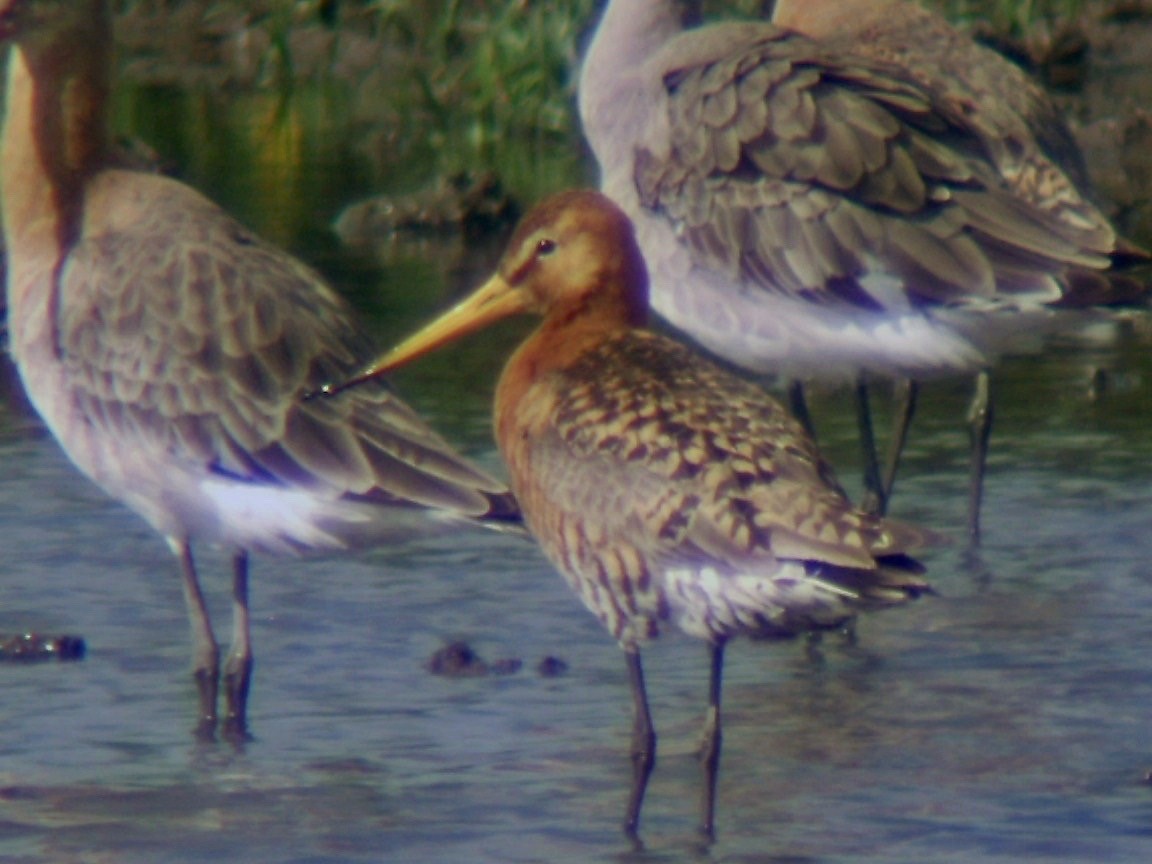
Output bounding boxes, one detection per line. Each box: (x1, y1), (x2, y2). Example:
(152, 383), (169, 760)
(636, 25), (1123, 312)
(830, 3), (1096, 212)
(531, 332), (918, 574)
(59, 175), (511, 517)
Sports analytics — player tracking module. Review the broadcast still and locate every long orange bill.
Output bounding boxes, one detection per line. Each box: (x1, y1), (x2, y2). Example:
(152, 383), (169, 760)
(316, 272), (530, 398)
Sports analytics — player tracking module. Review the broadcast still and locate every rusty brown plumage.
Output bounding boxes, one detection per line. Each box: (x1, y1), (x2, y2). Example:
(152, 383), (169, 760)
(348, 188), (931, 838)
(507, 329), (928, 640)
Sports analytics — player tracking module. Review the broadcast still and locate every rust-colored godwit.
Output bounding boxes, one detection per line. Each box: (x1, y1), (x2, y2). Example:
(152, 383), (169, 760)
(331, 189), (931, 838)
(0, 0), (518, 740)
(578, 0), (1148, 541)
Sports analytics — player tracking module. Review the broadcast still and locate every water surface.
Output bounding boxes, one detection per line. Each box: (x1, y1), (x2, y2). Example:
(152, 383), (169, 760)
(3, 82), (1152, 864)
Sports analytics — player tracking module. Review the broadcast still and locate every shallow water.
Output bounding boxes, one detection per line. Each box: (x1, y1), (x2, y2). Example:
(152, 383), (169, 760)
(4, 86), (1152, 864)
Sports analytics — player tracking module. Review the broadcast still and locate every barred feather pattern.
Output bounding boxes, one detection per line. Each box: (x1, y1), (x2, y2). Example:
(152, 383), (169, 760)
(501, 329), (928, 646)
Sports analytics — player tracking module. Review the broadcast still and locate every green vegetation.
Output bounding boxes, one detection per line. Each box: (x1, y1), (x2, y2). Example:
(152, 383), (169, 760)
(933, 0), (1087, 37)
(354, 0), (599, 198)
(107, 0), (1098, 211)
(365, 0), (596, 147)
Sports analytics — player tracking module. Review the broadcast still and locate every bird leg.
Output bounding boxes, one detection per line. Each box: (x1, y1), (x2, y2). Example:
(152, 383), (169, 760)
(855, 378), (888, 516)
(699, 640), (726, 841)
(787, 380), (818, 440)
(176, 541), (220, 740)
(879, 379), (919, 510)
(624, 648), (656, 841)
(966, 371), (993, 545)
(222, 550), (254, 743)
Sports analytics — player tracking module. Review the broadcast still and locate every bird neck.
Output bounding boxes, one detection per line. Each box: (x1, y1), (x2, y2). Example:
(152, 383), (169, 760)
(586, 0), (692, 55)
(494, 307), (636, 452)
(1, 12), (114, 270)
(579, 0), (690, 158)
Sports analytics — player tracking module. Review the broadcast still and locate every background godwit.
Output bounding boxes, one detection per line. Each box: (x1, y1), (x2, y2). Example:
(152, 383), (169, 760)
(578, 0), (1148, 541)
(337, 189), (931, 839)
(0, 0), (518, 740)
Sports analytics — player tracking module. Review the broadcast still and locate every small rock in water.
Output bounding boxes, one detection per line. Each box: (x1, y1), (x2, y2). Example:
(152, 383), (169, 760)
(333, 171), (520, 246)
(426, 641), (489, 677)
(0, 633), (86, 662)
(536, 656), (569, 677)
(426, 640), (525, 677)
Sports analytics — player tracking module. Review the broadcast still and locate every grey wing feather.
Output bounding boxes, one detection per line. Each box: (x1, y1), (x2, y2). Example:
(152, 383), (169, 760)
(58, 178), (513, 519)
(636, 26), (1122, 312)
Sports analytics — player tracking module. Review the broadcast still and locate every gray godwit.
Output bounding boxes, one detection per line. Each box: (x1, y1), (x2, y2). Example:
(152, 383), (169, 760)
(0, 0), (519, 740)
(578, 0), (1148, 541)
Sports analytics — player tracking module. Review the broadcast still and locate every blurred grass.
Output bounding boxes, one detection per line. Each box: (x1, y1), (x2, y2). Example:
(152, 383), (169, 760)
(109, 0), (1095, 135)
(934, 0), (1087, 35)
(106, 0), (1104, 237)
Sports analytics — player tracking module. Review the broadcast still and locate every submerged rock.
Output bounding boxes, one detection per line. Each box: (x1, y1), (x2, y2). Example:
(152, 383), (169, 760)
(333, 172), (520, 247)
(427, 641), (511, 677)
(425, 641), (564, 678)
(536, 656), (569, 678)
(0, 633), (86, 662)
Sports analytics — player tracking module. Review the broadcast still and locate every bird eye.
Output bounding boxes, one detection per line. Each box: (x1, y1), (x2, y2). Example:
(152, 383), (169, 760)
(536, 238), (557, 257)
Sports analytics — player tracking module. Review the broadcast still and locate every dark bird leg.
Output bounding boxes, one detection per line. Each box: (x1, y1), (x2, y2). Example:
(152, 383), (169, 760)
(699, 640), (726, 840)
(787, 380), (818, 440)
(855, 378), (888, 516)
(222, 550), (254, 743)
(879, 379), (919, 510)
(176, 541), (220, 740)
(624, 648), (656, 841)
(967, 371), (993, 545)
